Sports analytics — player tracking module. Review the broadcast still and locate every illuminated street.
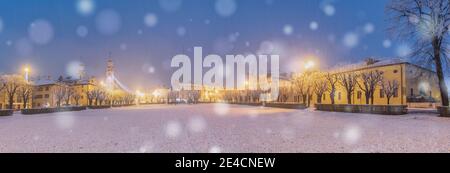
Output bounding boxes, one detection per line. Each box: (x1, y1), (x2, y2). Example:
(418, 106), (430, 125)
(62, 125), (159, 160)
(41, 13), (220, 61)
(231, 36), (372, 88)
(0, 104), (449, 153)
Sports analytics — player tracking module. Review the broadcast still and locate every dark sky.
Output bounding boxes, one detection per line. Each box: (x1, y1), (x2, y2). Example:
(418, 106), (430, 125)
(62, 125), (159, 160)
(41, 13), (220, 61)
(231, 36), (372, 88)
(0, 0), (404, 89)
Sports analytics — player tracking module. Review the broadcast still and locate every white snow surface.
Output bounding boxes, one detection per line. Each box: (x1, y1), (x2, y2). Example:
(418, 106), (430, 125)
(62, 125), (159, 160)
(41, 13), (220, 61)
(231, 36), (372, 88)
(0, 104), (449, 153)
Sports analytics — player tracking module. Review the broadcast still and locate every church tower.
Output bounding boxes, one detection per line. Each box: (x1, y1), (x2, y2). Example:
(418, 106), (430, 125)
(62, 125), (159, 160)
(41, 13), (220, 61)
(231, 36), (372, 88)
(106, 59), (114, 78)
(105, 53), (115, 90)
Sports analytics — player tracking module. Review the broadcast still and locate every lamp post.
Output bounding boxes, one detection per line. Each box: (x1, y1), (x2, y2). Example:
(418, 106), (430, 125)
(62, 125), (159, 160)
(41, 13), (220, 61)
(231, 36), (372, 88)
(24, 67), (30, 82)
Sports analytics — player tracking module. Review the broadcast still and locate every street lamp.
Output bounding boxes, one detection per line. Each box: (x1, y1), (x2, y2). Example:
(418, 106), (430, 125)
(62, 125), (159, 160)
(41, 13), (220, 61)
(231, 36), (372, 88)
(304, 60), (315, 70)
(24, 67), (30, 82)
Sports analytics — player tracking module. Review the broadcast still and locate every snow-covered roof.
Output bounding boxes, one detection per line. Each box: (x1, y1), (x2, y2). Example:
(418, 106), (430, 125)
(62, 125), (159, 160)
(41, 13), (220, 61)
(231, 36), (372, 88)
(32, 78), (56, 86)
(329, 58), (419, 73)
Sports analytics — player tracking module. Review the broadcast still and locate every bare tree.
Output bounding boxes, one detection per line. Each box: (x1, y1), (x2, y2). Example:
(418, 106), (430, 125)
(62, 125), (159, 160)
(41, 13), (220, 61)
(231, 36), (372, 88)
(0, 77), (5, 93)
(18, 82), (33, 109)
(2, 75), (25, 110)
(381, 80), (400, 105)
(292, 75), (306, 103)
(325, 73), (338, 104)
(387, 0), (450, 106)
(314, 77), (328, 104)
(292, 73), (313, 105)
(53, 83), (67, 108)
(86, 90), (95, 106)
(64, 87), (74, 106)
(73, 92), (82, 106)
(278, 86), (290, 103)
(357, 70), (384, 105)
(338, 73), (359, 104)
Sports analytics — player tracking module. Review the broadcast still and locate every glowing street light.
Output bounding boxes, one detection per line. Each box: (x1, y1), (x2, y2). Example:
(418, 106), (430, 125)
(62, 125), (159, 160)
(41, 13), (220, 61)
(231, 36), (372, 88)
(304, 60), (316, 70)
(152, 90), (161, 97)
(24, 67), (30, 82)
(136, 90), (145, 97)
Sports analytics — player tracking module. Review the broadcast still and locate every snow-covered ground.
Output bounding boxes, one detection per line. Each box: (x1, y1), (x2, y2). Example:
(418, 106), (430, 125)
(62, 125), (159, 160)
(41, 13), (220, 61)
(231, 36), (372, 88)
(0, 104), (449, 153)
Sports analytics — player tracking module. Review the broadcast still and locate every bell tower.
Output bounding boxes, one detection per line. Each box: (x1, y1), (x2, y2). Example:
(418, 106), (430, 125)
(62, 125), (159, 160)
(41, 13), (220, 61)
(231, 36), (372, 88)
(106, 59), (114, 78)
(105, 53), (115, 90)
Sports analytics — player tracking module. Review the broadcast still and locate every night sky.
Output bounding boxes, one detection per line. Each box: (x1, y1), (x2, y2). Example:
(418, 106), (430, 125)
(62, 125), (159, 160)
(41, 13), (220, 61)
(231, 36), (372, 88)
(0, 0), (405, 89)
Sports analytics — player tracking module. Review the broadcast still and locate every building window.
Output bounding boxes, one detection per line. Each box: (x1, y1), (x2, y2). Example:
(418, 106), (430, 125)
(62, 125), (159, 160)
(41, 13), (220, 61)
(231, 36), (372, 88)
(323, 95), (326, 101)
(393, 70), (398, 73)
(410, 88), (414, 96)
(35, 95), (43, 99)
(45, 87), (49, 91)
(380, 89), (384, 98)
(357, 91), (362, 99)
(45, 94), (50, 98)
(394, 89), (399, 98)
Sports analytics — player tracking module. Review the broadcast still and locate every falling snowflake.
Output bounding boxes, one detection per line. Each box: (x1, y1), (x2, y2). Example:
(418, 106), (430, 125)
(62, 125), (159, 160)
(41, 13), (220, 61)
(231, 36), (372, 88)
(363, 23), (375, 34)
(165, 121), (182, 138)
(76, 25), (89, 38)
(176, 26), (186, 37)
(343, 125), (361, 145)
(96, 9), (122, 35)
(120, 43), (128, 51)
(248, 109), (259, 119)
(144, 13), (158, 28)
(137, 29), (143, 35)
(215, 0), (237, 17)
(209, 146), (222, 153)
(408, 15), (420, 24)
(396, 44), (412, 57)
(139, 141), (154, 153)
(148, 66), (155, 74)
(54, 113), (75, 130)
(283, 25), (294, 35)
(77, 0), (95, 16)
(66, 61), (85, 79)
(382, 39), (392, 48)
(343, 32), (359, 48)
(214, 103), (230, 116)
(29, 19), (54, 45)
(188, 116), (207, 133)
(159, 0), (183, 13)
(5, 40), (12, 46)
(322, 4), (335, 16)
(309, 21), (319, 31)
(0, 17), (3, 33)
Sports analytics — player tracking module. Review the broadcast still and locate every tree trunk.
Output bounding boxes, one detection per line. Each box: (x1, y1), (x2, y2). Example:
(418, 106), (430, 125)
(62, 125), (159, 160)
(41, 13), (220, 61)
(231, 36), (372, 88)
(370, 93), (375, 105)
(365, 93), (370, 105)
(22, 98), (28, 109)
(317, 94), (322, 104)
(433, 38), (450, 107)
(347, 92), (352, 104)
(387, 97), (391, 105)
(8, 95), (14, 110)
(330, 89), (335, 105)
